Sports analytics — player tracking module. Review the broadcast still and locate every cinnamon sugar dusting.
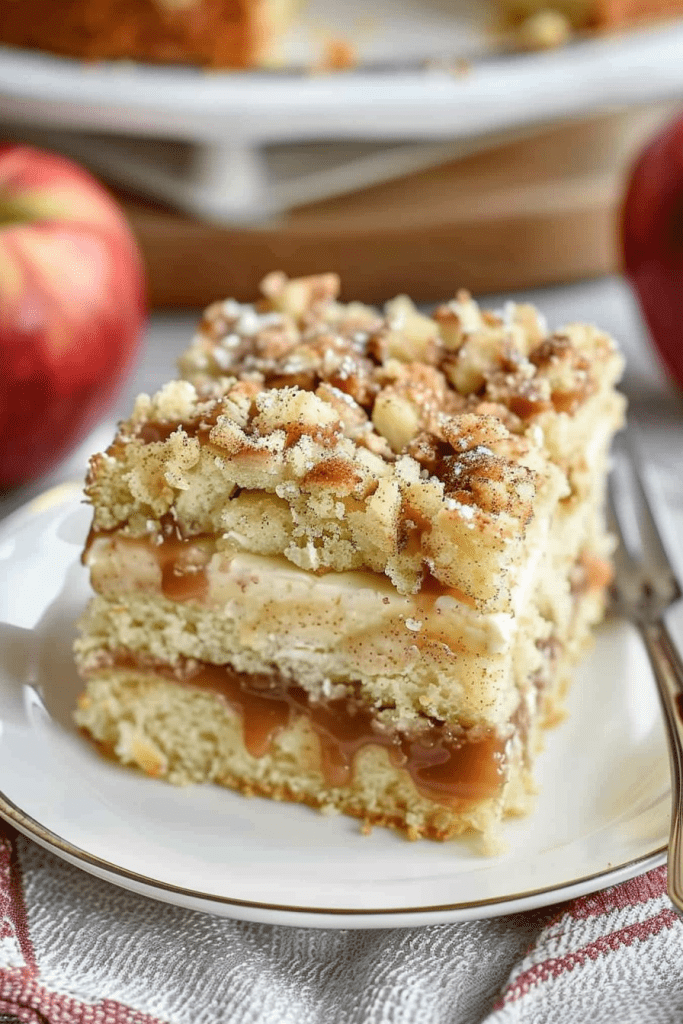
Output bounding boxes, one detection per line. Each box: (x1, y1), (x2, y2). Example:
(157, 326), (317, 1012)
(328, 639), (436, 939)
(180, 274), (615, 437)
(83, 273), (625, 610)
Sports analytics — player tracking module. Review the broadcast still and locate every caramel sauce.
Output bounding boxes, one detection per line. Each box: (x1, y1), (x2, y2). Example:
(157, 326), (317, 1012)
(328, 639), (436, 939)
(138, 422), (183, 444)
(157, 535), (213, 603)
(418, 568), (477, 611)
(111, 656), (506, 804)
(84, 520), (214, 604)
(187, 665), (291, 758)
(195, 663), (506, 803)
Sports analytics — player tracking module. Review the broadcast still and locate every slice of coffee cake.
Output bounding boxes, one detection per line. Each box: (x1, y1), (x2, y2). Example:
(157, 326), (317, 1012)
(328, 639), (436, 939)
(74, 273), (625, 846)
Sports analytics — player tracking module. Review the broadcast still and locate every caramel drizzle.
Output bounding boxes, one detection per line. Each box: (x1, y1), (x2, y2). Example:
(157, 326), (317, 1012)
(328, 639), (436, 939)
(84, 529), (477, 615)
(108, 656), (507, 805)
(157, 535), (213, 603)
(84, 518), (214, 604)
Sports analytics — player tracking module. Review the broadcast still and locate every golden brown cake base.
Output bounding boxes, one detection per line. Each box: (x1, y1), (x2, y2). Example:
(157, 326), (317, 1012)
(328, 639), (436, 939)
(76, 667), (530, 844)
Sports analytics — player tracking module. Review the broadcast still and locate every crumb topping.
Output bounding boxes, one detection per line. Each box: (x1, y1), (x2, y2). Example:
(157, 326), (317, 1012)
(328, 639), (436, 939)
(85, 273), (624, 609)
(179, 273), (620, 441)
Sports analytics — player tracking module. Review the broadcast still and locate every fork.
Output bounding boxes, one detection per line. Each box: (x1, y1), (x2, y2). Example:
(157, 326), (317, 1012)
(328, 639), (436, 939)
(608, 431), (683, 915)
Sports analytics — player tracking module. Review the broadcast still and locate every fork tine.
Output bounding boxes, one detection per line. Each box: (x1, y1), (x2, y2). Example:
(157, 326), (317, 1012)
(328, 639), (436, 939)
(607, 429), (683, 918)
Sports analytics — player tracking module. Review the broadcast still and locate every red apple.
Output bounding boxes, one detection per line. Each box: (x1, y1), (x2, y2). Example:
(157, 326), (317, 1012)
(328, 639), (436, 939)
(622, 117), (683, 389)
(0, 144), (146, 487)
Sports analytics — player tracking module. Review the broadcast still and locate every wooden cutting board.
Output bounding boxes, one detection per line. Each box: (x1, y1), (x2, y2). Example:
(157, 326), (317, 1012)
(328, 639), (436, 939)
(123, 104), (675, 307)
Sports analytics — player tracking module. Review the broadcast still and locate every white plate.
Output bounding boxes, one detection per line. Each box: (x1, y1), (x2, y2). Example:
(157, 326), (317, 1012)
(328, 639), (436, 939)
(2, 17), (683, 145)
(0, 483), (669, 928)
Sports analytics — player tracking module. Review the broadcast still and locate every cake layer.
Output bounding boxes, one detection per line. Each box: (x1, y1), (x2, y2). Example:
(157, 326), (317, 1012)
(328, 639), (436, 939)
(74, 578), (604, 843)
(80, 542), (529, 725)
(78, 657), (509, 801)
(75, 649), (533, 842)
(76, 667), (528, 842)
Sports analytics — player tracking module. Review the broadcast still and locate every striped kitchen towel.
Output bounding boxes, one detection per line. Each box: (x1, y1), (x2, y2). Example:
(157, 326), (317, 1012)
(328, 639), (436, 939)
(0, 824), (680, 1024)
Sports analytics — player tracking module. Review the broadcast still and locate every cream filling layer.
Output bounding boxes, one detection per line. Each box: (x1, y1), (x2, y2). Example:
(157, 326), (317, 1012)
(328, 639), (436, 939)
(84, 538), (525, 724)
(86, 539), (516, 657)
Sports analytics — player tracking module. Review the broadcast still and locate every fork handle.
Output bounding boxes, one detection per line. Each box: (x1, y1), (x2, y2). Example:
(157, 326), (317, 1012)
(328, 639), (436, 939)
(642, 621), (683, 916)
